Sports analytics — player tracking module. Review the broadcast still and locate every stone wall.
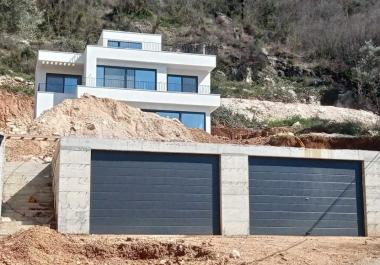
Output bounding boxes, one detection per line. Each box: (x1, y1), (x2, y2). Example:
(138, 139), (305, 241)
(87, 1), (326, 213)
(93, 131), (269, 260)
(55, 137), (380, 236)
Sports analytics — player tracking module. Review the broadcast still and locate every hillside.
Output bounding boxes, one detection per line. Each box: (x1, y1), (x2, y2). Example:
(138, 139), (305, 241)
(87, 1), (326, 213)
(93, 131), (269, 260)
(1, 0), (380, 112)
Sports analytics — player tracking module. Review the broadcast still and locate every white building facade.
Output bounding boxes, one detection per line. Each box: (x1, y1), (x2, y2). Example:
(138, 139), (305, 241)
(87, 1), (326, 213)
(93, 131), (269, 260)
(35, 30), (220, 132)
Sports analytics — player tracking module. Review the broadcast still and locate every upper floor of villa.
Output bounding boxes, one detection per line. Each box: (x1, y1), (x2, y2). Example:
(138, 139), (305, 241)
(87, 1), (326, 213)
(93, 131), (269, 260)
(34, 30), (220, 132)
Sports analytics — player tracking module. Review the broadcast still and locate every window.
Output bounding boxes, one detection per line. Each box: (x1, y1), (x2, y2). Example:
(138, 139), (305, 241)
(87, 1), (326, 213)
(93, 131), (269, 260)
(167, 75), (197, 93)
(135, 69), (155, 90)
(46, 74), (81, 93)
(181, 112), (205, 129)
(145, 110), (205, 130)
(107, 40), (142, 50)
(104, 67), (125, 88)
(96, 66), (156, 90)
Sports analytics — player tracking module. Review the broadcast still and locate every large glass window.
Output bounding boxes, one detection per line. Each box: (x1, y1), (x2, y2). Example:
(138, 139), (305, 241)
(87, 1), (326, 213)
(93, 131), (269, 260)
(46, 74), (81, 93)
(167, 75), (197, 93)
(96, 66), (156, 90)
(181, 112), (205, 129)
(107, 40), (142, 50)
(135, 69), (155, 90)
(146, 110), (205, 130)
(104, 67), (125, 88)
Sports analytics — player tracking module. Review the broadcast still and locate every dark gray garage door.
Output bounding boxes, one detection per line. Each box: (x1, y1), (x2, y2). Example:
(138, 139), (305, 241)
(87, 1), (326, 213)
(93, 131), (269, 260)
(249, 157), (364, 236)
(90, 150), (220, 235)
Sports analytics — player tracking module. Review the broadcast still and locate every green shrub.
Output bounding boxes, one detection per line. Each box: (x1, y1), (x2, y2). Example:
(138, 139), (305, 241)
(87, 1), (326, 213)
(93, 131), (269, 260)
(0, 84), (34, 96)
(267, 116), (368, 136)
(211, 106), (260, 129)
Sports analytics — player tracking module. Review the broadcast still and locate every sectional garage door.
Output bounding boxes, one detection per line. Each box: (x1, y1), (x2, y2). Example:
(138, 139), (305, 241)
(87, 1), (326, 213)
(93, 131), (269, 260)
(249, 157), (364, 236)
(90, 150), (220, 234)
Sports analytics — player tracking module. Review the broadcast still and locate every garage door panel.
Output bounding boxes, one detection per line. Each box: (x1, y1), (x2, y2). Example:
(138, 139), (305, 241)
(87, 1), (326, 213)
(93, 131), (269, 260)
(250, 179), (355, 190)
(93, 225), (212, 235)
(252, 227), (360, 236)
(251, 172), (356, 183)
(91, 184), (214, 194)
(92, 162), (212, 174)
(249, 157), (364, 236)
(252, 219), (360, 229)
(90, 150), (220, 235)
(250, 187), (357, 197)
(92, 192), (212, 202)
(92, 200), (213, 210)
(91, 209), (213, 218)
(251, 203), (358, 213)
(92, 175), (212, 185)
(253, 211), (359, 220)
(252, 195), (357, 205)
(91, 216), (213, 226)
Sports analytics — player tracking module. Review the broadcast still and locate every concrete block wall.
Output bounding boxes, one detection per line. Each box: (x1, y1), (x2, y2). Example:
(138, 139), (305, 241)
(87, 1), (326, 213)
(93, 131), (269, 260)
(54, 148), (91, 233)
(0, 135), (4, 217)
(220, 154), (249, 235)
(55, 137), (380, 236)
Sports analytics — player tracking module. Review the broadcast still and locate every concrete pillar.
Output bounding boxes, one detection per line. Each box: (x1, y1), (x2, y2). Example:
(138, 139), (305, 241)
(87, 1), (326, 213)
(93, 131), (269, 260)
(56, 148), (91, 234)
(363, 159), (380, 236)
(0, 135), (4, 217)
(220, 154), (249, 235)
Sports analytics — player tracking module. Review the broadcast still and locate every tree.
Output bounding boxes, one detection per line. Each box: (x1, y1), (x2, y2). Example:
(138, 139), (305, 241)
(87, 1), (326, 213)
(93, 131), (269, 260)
(352, 41), (380, 113)
(0, 0), (41, 38)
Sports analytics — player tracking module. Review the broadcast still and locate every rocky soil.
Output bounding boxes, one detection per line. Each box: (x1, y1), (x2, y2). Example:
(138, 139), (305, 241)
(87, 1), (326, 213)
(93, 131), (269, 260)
(213, 127), (380, 151)
(0, 226), (380, 265)
(222, 98), (380, 127)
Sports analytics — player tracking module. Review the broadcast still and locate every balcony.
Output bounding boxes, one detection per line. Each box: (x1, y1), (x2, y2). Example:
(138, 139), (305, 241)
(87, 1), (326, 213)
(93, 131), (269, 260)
(35, 80), (220, 119)
(102, 38), (218, 55)
(37, 79), (212, 95)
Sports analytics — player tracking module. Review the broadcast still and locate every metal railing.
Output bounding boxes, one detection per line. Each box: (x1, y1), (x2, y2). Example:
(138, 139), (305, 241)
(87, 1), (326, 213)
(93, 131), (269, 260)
(38, 78), (211, 95)
(101, 38), (218, 55)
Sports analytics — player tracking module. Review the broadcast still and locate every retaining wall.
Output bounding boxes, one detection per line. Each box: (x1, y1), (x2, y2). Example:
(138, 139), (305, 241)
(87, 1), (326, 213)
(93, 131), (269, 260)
(54, 137), (380, 236)
(0, 135), (4, 218)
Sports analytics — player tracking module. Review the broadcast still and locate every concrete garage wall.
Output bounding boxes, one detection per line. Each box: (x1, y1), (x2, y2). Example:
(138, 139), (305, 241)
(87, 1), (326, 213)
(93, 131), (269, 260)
(54, 137), (380, 236)
(0, 134), (4, 217)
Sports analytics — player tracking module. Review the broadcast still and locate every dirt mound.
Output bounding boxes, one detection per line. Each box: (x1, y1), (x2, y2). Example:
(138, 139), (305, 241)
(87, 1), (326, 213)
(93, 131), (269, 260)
(28, 94), (209, 143)
(0, 226), (218, 265)
(0, 89), (33, 132)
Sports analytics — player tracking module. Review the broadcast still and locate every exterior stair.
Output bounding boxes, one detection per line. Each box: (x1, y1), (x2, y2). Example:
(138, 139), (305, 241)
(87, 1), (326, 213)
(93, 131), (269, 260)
(0, 160), (54, 236)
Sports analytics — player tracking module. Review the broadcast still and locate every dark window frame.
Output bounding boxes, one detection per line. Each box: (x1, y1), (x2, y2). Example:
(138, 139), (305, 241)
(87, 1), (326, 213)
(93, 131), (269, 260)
(97, 65), (157, 91)
(45, 73), (82, 93)
(107, 40), (142, 50)
(144, 109), (206, 130)
(167, 74), (198, 93)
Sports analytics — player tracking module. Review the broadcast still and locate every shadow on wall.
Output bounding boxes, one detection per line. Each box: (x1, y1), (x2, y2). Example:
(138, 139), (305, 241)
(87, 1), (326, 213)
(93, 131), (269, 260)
(2, 161), (54, 226)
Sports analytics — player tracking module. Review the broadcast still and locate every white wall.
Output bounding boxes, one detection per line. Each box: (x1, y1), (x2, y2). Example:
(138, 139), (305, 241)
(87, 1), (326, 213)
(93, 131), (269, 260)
(35, 92), (75, 117)
(98, 30), (162, 51)
(35, 64), (84, 89)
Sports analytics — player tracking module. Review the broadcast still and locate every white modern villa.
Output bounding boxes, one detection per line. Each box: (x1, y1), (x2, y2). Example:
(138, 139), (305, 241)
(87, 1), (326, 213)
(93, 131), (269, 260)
(34, 30), (220, 132)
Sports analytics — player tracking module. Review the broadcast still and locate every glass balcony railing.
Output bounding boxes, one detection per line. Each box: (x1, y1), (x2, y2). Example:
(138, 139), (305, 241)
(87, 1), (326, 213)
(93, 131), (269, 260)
(102, 38), (218, 55)
(38, 79), (212, 95)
